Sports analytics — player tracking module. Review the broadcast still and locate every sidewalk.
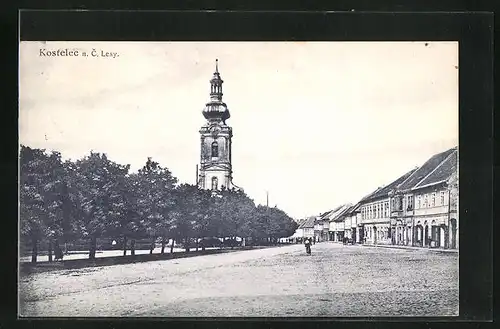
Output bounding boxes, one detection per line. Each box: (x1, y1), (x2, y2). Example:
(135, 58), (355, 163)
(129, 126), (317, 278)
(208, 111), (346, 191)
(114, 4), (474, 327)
(323, 241), (458, 254)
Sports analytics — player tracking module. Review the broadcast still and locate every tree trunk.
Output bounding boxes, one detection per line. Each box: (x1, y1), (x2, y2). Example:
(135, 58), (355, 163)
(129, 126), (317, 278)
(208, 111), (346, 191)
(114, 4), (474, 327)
(89, 236), (97, 260)
(185, 237), (190, 252)
(161, 238), (166, 254)
(123, 236), (128, 256)
(31, 236), (38, 263)
(170, 238), (175, 254)
(48, 240), (53, 262)
(195, 238), (199, 252)
(131, 239), (136, 256)
(54, 239), (62, 260)
(149, 236), (155, 254)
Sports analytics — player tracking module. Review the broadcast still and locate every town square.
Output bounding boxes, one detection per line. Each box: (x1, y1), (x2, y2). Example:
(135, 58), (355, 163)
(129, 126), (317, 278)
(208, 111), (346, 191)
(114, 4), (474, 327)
(20, 243), (458, 317)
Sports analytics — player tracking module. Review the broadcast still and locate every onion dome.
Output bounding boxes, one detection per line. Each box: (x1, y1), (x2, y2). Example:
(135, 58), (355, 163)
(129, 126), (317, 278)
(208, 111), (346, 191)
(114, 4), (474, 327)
(202, 59), (230, 123)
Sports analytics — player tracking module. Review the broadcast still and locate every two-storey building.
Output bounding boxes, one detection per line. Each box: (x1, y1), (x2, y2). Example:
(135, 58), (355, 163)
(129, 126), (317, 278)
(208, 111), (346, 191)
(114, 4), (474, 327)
(343, 204), (361, 243)
(391, 147), (458, 248)
(327, 204), (351, 242)
(359, 169), (417, 245)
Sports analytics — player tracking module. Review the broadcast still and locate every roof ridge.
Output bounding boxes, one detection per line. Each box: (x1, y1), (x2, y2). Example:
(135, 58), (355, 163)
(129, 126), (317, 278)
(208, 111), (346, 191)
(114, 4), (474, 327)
(395, 167), (420, 190)
(413, 149), (456, 189)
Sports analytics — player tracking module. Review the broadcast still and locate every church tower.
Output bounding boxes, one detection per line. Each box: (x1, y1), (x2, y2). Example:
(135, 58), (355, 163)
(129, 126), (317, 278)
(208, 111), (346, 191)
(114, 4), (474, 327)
(198, 60), (236, 191)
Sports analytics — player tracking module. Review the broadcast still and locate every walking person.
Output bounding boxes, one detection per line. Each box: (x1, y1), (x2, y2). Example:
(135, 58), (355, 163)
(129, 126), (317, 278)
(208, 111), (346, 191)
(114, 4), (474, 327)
(304, 238), (312, 255)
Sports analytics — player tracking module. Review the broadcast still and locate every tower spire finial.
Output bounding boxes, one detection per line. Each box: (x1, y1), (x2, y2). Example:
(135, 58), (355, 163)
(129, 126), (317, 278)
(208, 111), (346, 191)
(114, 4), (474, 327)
(215, 59), (219, 73)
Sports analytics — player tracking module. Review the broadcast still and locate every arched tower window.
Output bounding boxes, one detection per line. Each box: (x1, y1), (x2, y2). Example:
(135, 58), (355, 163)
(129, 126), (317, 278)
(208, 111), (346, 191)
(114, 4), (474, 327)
(211, 141), (219, 157)
(211, 177), (218, 190)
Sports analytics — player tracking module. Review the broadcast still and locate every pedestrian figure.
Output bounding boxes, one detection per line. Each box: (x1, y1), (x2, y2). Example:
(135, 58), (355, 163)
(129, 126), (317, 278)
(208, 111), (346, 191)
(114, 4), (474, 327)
(304, 238), (312, 255)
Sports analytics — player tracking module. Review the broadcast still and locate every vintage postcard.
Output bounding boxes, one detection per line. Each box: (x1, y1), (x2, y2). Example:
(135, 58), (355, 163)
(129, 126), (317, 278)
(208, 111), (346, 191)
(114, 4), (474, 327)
(19, 41), (459, 317)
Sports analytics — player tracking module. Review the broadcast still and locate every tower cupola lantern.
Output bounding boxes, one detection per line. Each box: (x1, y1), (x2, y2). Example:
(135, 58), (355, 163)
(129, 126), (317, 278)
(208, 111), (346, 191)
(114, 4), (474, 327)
(203, 59), (230, 124)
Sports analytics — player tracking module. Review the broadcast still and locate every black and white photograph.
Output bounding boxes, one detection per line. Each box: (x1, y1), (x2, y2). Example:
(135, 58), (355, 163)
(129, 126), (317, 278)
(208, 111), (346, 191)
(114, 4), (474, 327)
(19, 41), (459, 317)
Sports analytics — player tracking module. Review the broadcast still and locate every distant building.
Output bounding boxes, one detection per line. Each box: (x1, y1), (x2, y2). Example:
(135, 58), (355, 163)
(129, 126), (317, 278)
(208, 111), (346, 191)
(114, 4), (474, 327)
(326, 204), (352, 242)
(290, 219), (306, 242)
(343, 204), (361, 243)
(298, 217), (316, 240)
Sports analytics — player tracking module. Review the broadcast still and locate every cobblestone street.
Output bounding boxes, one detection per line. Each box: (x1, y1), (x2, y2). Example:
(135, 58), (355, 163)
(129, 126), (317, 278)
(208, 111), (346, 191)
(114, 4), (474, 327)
(19, 242), (458, 317)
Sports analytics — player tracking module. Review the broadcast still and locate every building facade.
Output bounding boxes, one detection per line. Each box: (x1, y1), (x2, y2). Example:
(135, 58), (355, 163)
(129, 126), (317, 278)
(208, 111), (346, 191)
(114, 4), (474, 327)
(358, 169), (416, 245)
(343, 204), (361, 243)
(391, 147), (458, 249)
(327, 204), (351, 242)
(354, 146), (458, 250)
(300, 217), (316, 240)
(198, 60), (237, 191)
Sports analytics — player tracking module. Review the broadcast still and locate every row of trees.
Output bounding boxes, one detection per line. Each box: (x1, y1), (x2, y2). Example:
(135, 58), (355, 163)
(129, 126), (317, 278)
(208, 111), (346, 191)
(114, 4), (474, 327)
(20, 145), (298, 263)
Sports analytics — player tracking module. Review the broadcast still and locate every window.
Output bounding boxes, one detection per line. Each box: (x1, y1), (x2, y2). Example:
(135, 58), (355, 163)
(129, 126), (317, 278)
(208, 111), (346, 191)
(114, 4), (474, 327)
(211, 176), (218, 190)
(431, 192), (436, 207)
(211, 141), (219, 157)
(423, 194), (428, 208)
(407, 195), (414, 210)
(417, 195), (421, 209)
(385, 202), (389, 217)
(440, 191), (446, 205)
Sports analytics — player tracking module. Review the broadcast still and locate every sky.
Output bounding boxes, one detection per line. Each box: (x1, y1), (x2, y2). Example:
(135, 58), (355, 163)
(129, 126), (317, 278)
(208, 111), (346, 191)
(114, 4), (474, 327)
(19, 41), (458, 219)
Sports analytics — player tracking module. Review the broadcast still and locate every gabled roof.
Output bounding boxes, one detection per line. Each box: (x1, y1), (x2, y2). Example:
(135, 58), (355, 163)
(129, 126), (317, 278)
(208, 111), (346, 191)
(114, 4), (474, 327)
(318, 210), (333, 220)
(321, 205), (344, 220)
(360, 169), (417, 203)
(298, 216), (316, 229)
(345, 202), (361, 215)
(326, 204), (352, 221)
(398, 147), (456, 191)
(295, 218), (305, 226)
(413, 148), (457, 189)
